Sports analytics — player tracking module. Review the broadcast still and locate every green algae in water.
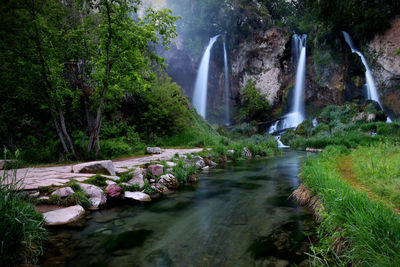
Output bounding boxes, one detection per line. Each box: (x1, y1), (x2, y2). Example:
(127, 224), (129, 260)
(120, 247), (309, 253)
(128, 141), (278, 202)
(101, 229), (153, 252)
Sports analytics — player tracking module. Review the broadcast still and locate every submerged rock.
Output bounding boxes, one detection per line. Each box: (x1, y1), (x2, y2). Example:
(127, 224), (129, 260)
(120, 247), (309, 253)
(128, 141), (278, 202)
(77, 183), (107, 210)
(124, 191), (151, 202)
(147, 164), (164, 177)
(51, 187), (74, 198)
(72, 160), (116, 176)
(146, 147), (162, 154)
(158, 174), (179, 189)
(106, 184), (122, 198)
(43, 205), (85, 226)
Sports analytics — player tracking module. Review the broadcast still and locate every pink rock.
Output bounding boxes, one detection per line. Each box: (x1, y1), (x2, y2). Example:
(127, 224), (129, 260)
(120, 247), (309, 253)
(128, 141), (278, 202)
(147, 164), (164, 177)
(106, 184), (121, 198)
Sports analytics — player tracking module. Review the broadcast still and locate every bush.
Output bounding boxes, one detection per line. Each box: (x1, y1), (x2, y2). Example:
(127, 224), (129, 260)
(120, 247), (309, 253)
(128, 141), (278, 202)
(239, 79), (270, 122)
(0, 169), (47, 265)
(136, 76), (190, 137)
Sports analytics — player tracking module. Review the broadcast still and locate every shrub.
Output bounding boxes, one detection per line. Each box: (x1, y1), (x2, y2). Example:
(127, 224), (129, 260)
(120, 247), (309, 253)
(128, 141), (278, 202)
(0, 169), (47, 265)
(239, 79), (270, 122)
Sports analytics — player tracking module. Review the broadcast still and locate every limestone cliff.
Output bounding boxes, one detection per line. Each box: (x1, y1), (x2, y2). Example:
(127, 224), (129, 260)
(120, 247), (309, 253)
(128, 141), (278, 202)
(231, 27), (290, 108)
(368, 18), (400, 116)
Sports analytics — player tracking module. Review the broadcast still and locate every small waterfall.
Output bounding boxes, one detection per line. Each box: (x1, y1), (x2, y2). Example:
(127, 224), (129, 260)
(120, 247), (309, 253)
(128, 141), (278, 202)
(223, 41), (230, 126)
(342, 31), (392, 122)
(192, 35), (220, 118)
(276, 136), (289, 149)
(269, 34), (307, 133)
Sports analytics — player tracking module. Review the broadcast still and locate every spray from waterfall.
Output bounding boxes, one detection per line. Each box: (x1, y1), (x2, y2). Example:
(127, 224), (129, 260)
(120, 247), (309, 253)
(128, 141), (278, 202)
(342, 31), (392, 122)
(192, 35), (220, 118)
(223, 40), (230, 126)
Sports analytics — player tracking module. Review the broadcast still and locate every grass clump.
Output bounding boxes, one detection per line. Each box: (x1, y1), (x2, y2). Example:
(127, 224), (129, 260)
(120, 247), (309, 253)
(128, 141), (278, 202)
(0, 169), (47, 266)
(43, 181), (91, 208)
(173, 160), (198, 183)
(83, 174), (108, 187)
(301, 144), (400, 266)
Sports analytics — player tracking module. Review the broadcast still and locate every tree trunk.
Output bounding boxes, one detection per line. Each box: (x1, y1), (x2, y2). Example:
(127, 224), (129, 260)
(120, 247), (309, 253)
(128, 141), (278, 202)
(30, 0), (80, 160)
(87, 0), (112, 156)
(50, 108), (69, 154)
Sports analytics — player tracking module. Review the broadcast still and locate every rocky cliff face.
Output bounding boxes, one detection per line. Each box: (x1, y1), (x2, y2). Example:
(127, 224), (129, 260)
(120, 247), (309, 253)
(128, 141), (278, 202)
(231, 27), (290, 108)
(368, 18), (400, 117)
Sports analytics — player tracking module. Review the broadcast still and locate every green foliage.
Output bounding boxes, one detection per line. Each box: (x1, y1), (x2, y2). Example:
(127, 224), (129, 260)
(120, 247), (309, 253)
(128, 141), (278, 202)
(84, 174), (108, 187)
(0, 0), (180, 162)
(351, 142), (400, 208)
(135, 76), (191, 137)
(120, 183), (140, 192)
(229, 122), (258, 137)
(320, 104), (358, 124)
(173, 160), (198, 183)
(295, 119), (314, 137)
(301, 144), (400, 265)
(119, 171), (134, 183)
(142, 181), (157, 195)
(0, 169), (47, 265)
(47, 191), (91, 208)
(302, 0), (400, 41)
(239, 80), (270, 122)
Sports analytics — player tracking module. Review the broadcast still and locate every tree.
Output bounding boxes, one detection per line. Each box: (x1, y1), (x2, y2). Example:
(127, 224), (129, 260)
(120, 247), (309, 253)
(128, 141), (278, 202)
(0, 0), (178, 160)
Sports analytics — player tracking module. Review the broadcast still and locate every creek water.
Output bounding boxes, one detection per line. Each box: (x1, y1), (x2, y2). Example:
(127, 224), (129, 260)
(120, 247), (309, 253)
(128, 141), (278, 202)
(41, 151), (316, 267)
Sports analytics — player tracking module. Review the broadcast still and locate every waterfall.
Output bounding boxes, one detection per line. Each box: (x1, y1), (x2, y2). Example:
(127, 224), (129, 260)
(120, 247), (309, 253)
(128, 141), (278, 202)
(192, 35), (220, 118)
(276, 136), (289, 149)
(223, 41), (230, 126)
(342, 31), (392, 122)
(269, 34), (307, 133)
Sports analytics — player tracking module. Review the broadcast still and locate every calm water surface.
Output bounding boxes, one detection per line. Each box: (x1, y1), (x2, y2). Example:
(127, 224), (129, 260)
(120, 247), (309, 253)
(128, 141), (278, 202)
(41, 150), (316, 267)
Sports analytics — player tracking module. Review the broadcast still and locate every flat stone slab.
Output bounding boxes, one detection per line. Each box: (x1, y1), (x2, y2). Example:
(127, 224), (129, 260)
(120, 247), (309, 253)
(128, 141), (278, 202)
(11, 149), (203, 190)
(124, 191), (151, 202)
(73, 160), (116, 176)
(43, 205), (85, 226)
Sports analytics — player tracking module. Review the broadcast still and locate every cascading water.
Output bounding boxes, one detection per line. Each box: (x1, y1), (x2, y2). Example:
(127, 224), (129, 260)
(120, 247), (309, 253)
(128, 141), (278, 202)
(342, 31), (392, 122)
(192, 35), (220, 118)
(223, 40), (230, 126)
(269, 34), (307, 133)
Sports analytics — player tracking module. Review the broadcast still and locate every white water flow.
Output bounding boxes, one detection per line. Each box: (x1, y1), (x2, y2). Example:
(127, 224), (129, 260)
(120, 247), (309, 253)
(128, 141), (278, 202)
(342, 31), (392, 123)
(192, 35), (220, 118)
(276, 136), (290, 149)
(223, 41), (230, 126)
(281, 34), (307, 130)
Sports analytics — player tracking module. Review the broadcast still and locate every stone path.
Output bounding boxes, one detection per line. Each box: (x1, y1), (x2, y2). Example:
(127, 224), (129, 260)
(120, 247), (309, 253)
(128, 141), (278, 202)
(9, 148), (203, 190)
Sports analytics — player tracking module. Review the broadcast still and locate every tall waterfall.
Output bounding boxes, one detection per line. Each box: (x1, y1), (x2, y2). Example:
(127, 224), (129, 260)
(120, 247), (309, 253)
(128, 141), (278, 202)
(342, 31), (392, 122)
(223, 41), (230, 126)
(269, 34), (307, 134)
(192, 35), (219, 118)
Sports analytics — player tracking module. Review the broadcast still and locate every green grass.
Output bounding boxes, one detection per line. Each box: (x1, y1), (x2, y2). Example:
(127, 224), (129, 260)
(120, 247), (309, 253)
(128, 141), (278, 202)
(0, 169), (47, 265)
(301, 145), (400, 266)
(350, 142), (400, 209)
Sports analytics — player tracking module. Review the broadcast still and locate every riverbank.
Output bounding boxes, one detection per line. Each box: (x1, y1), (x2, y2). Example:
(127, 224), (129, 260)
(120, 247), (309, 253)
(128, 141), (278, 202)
(13, 148), (203, 191)
(294, 144), (400, 266)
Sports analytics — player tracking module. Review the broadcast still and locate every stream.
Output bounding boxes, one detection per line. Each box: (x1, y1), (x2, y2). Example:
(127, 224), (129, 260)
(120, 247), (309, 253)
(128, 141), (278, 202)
(41, 150), (316, 267)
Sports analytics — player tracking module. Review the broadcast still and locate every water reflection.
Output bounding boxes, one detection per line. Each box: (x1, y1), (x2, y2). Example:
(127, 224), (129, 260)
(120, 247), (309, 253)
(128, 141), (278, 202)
(41, 151), (315, 267)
